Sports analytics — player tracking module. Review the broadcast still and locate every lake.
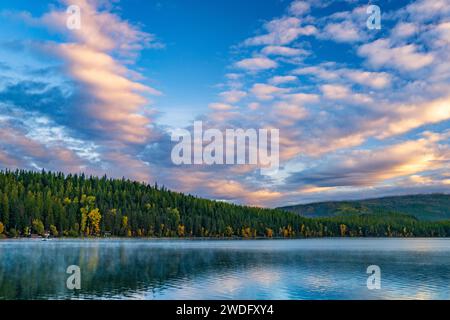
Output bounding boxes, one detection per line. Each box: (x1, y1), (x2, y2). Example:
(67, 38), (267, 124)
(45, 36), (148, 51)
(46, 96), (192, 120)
(0, 238), (450, 300)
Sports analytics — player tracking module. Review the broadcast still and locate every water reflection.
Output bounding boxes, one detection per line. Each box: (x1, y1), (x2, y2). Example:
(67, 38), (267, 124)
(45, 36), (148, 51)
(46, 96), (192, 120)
(0, 239), (449, 300)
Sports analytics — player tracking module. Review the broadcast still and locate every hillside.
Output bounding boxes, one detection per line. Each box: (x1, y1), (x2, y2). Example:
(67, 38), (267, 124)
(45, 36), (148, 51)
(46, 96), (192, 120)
(1, 170), (450, 238)
(279, 194), (450, 221)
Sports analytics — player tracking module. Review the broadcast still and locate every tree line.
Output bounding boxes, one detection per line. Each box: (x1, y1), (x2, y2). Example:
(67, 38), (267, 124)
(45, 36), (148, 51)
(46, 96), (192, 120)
(1, 170), (450, 238)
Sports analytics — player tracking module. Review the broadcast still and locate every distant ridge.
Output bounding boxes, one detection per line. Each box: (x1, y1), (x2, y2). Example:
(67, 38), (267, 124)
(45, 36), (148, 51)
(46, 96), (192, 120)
(278, 194), (450, 221)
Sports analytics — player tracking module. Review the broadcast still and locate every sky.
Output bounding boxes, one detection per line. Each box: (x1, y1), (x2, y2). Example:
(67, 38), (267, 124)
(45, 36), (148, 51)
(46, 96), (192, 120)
(0, 0), (449, 207)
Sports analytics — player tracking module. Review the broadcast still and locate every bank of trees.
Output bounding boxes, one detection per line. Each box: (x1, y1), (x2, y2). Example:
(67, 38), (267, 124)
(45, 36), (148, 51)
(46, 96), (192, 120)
(0, 170), (450, 238)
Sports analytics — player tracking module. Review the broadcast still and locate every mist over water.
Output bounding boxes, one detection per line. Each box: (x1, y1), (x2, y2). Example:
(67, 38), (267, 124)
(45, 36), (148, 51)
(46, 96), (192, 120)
(1, 239), (450, 300)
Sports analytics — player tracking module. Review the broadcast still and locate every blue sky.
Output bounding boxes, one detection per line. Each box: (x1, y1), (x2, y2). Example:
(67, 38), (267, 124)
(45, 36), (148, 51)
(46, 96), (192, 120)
(0, 0), (449, 207)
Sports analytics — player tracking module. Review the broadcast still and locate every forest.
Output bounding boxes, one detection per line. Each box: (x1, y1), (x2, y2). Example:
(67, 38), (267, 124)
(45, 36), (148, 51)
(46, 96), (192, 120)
(1, 169), (450, 238)
(280, 194), (450, 221)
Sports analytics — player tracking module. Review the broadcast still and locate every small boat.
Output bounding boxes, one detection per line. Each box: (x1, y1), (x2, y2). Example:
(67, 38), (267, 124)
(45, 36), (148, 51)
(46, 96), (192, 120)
(42, 233), (51, 241)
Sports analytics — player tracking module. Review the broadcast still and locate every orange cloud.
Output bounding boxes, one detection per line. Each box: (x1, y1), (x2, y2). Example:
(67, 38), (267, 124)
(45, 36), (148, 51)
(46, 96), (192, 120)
(42, 0), (161, 145)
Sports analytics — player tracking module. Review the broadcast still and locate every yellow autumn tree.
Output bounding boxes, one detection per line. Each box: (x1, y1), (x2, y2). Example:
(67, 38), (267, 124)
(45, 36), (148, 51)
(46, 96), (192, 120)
(80, 195), (100, 236)
(340, 224), (347, 237)
(281, 225), (294, 238)
(0, 222), (4, 234)
(225, 226), (233, 237)
(122, 216), (129, 236)
(177, 224), (185, 237)
(241, 227), (252, 238)
(88, 208), (101, 235)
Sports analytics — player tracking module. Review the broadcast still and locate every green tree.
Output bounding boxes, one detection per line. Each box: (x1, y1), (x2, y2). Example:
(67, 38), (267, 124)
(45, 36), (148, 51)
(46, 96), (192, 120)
(1, 194), (9, 227)
(32, 219), (45, 236)
(50, 225), (59, 237)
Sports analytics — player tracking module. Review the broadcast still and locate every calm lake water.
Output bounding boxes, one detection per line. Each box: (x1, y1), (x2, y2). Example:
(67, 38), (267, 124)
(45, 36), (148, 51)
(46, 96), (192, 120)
(1, 238), (450, 300)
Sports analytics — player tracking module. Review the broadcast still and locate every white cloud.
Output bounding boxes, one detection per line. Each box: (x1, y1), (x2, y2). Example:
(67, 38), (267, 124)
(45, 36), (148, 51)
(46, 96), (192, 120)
(262, 45), (309, 56)
(285, 93), (320, 104)
(225, 73), (242, 80)
(219, 90), (247, 103)
(208, 103), (236, 111)
(321, 84), (350, 99)
(391, 22), (418, 39)
(289, 1), (311, 16)
(320, 84), (373, 104)
(269, 75), (298, 85)
(248, 102), (260, 110)
(322, 20), (363, 42)
(358, 39), (434, 71)
(244, 17), (317, 46)
(235, 57), (278, 71)
(251, 83), (290, 100)
(293, 65), (339, 80)
(341, 69), (391, 89)
(406, 0), (450, 22)
(273, 101), (308, 122)
(432, 22), (450, 47)
(294, 65), (391, 89)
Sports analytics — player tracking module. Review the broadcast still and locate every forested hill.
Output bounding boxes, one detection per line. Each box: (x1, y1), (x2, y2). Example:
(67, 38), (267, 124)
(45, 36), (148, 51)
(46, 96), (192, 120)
(279, 194), (450, 221)
(1, 170), (450, 238)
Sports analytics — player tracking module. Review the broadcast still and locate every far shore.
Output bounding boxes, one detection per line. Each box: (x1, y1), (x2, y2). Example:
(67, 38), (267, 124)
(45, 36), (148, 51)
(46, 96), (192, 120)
(2, 236), (450, 241)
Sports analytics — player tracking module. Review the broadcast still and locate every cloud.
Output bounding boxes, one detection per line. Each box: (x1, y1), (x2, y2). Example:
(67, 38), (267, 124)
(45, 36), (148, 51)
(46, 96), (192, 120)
(378, 95), (450, 139)
(262, 45), (309, 56)
(293, 65), (339, 80)
(251, 83), (290, 100)
(225, 73), (243, 80)
(320, 84), (350, 100)
(268, 75), (297, 85)
(103, 151), (152, 182)
(41, 0), (163, 146)
(358, 39), (434, 71)
(0, 107), (100, 174)
(406, 0), (450, 22)
(0, 81), (70, 117)
(55, 43), (160, 144)
(431, 21), (450, 47)
(318, 6), (368, 43)
(244, 17), (316, 46)
(320, 84), (373, 104)
(341, 69), (391, 89)
(0, 150), (21, 167)
(289, 1), (311, 16)
(273, 101), (308, 123)
(171, 171), (282, 206)
(41, 0), (163, 54)
(208, 103), (236, 111)
(7, 0), (164, 148)
(235, 57), (278, 71)
(284, 92), (320, 104)
(287, 133), (449, 188)
(219, 90), (247, 103)
(322, 21), (362, 43)
(391, 22), (418, 39)
(294, 65), (391, 89)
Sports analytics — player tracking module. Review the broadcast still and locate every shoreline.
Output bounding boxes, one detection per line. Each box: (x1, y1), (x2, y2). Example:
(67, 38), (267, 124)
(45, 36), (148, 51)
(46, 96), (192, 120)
(2, 236), (450, 241)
